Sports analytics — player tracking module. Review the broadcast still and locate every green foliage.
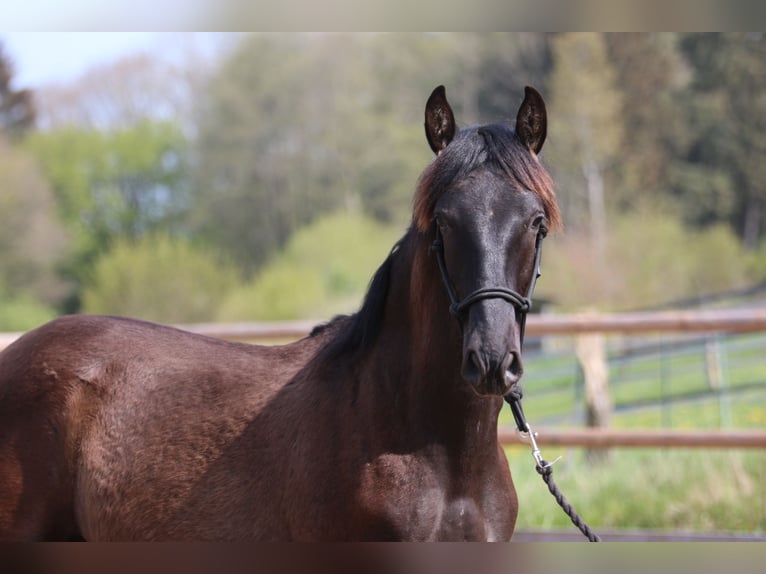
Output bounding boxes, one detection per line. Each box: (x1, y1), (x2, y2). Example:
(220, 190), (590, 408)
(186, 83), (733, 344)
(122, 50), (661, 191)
(82, 234), (239, 324)
(0, 42), (35, 138)
(0, 293), (57, 331)
(676, 33), (766, 249)
(217, 210), (402, 321)
(281, 210), (403, 297)
(607, 214), (748, 308)
(748, 240), (766, 282)
(23, 121), (188, 287)
(0, 137), (70, 306)
(547, 33), (623, 236)
(192, 33), (504, 273)
(549, 33), (623, 167)
(541, 207), (753, 310)
(605, 33), (691, 209)
(219, 265), (326, 322)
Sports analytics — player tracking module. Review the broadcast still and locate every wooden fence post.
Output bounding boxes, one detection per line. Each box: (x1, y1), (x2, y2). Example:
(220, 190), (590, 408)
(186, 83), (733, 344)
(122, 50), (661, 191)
(575, 330), (612, 462)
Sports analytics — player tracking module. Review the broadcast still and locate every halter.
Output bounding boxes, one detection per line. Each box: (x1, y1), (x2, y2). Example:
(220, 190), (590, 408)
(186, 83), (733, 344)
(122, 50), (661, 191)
(430, 214), (546, 451)
(430, 216), (545, 348)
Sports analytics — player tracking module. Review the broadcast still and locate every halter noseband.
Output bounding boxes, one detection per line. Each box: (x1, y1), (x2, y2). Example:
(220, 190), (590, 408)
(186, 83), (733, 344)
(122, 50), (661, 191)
(430, 217), (545, 347)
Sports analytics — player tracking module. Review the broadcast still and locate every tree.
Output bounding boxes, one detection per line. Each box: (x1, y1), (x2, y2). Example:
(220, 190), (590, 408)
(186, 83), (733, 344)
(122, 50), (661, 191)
(191, 34), (436, 273)
(605, 33), (690, 208)
(35, 52), (196, 130)
(547, 33), (624, 273)
(23, 120), (189, 310)
(475, 33), (553, 120)
(0, 42), (35, 139)
(676, 33), (766, 249)
(0, 136), (69, 306)
(25, 120), (188, 238)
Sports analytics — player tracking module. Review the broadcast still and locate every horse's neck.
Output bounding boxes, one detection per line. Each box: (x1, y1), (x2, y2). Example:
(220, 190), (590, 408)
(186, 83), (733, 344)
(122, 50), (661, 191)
(360, 232), (503, 452)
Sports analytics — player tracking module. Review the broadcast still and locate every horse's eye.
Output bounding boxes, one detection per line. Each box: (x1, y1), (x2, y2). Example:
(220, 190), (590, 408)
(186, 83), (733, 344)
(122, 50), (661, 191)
(531, 214), (546, 232)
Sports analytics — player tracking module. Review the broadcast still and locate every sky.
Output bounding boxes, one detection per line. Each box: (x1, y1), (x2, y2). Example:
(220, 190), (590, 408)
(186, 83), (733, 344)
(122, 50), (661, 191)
(2, 33), (232, 89)
(2, 33), (164, 88)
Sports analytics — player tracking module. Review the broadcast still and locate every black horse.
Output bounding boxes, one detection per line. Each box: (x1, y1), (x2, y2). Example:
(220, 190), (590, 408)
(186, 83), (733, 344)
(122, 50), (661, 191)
(0, 85), (560, 541)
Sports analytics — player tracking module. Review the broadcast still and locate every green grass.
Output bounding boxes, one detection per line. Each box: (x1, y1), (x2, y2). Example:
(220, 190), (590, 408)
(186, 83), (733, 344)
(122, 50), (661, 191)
(610, 388), (766, 429)
(507, 447), (766, 533)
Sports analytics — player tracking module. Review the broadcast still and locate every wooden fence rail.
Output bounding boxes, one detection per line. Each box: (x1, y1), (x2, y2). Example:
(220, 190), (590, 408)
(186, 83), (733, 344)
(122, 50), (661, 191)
(499, 428), (766, 449)
(2, 308), (766, 351)
(526, 307), (766, 335)
(181, 307), (766, 340)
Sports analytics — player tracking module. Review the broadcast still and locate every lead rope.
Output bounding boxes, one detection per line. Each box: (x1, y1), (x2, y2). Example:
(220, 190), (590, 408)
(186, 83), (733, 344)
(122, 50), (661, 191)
(506, 388), (601, 542)
(508, 232), (601, 542)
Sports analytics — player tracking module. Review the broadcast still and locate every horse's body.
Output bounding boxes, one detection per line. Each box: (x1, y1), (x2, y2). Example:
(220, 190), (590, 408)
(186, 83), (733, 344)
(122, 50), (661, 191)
(0, 85), (559, 541)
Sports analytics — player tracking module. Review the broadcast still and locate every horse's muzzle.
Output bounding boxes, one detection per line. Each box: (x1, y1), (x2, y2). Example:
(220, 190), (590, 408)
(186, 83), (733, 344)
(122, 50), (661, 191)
(461, 301), (524, 396)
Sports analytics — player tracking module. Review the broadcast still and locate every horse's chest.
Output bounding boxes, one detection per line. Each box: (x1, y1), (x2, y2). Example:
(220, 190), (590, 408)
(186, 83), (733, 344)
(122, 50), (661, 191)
(358, 453), (511, 541)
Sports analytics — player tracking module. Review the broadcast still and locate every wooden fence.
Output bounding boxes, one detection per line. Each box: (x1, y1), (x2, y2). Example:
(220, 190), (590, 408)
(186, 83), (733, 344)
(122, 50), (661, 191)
(3, 307), (766, 350)
(175, 307), (766, 339)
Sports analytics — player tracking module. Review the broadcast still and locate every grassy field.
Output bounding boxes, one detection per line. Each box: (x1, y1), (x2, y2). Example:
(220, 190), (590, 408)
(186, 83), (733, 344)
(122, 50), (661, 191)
(502, 331), (766, 534)
(507, 446), (766, 533)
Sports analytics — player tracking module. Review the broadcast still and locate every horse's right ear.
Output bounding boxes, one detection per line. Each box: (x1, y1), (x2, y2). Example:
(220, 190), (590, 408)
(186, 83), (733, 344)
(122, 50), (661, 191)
(424, 85), (456, 155)
(515, 86), (547, 155)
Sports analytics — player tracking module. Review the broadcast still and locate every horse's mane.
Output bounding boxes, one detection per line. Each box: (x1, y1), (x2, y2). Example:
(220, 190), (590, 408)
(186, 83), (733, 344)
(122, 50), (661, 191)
(413, 122), (561, 233)
(310, 122), (560, 369)
(308, 233), (408, 369)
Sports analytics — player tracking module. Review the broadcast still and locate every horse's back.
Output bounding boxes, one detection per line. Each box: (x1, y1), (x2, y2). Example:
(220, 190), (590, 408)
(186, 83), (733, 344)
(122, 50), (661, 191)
(0, 314), (317, 541)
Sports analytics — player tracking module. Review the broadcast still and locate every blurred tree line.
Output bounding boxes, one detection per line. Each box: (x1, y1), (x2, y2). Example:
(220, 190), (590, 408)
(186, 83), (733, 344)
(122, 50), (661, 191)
(1, 33), (765, 329)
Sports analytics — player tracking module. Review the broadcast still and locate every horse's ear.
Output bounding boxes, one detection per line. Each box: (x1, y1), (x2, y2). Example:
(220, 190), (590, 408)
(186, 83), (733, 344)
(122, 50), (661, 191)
(515, 86), (547, 155)
(424, 85), (456, 155)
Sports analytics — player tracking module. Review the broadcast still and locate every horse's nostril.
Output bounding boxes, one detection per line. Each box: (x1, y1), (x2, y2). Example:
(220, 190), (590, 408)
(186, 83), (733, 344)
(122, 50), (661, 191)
(504, 351), (523, 385)
(469, 350), (486, 379)
(462, 349), (486, 386)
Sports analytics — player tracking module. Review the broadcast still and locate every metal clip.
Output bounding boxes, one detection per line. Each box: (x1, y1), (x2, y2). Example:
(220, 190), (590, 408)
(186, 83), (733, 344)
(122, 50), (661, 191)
(522, 422), (561, 470)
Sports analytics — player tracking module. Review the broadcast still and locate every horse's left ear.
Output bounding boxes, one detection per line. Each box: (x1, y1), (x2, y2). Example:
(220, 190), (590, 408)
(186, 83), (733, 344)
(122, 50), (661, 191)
(515, 86), (547, 155)
(425, 85), (456, 155)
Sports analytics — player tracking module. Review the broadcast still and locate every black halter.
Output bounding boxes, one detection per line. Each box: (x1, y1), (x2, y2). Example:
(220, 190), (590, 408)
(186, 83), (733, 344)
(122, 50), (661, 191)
(430, 217), (545, 429)
(430, 217), (545, 348)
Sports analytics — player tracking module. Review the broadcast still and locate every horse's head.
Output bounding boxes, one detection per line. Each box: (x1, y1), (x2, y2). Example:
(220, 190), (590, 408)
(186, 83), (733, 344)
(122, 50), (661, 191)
(416, 85), (560, 397)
